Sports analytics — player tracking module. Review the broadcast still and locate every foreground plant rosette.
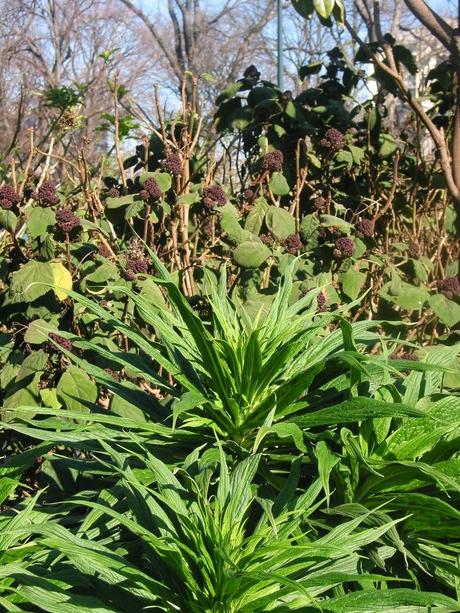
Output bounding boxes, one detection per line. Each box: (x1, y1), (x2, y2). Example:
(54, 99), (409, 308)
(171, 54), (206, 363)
(0, 258), (459, 610)
(2, 445), (459, 612)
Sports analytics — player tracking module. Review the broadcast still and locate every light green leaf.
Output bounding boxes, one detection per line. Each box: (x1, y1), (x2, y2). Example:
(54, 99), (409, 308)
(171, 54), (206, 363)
(429, 293), (460, 327)
(57, 365), (97, 413)
(49, 261), (72, 301)
(314, 441), (339, 506)
(233, 241), (271, 268)
(24, 319), (57, 344)
(268, 172), (290, 196)
(320, 214), (352, 233)
(341, 268), (366, 300)
(2, 350), (48, 420)
(10, 261), (54, 302)
(265, 206), (295, 240)
(244, 197), (269, 235)
(313, 0), (334, 18)
(0, 209), (18, 232)
(26, 207), (56, 239)
(105, 194), (135, 209)
(379, 133), (399, 157)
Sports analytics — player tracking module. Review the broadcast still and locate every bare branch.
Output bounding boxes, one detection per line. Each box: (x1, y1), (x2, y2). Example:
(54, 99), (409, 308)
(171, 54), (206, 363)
(402, 0), (454, 50)
(119, 0), (183, 81)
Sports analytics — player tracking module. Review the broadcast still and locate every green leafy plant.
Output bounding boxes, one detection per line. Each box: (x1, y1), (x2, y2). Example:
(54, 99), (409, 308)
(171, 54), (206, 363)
(2, 437), (459, 612)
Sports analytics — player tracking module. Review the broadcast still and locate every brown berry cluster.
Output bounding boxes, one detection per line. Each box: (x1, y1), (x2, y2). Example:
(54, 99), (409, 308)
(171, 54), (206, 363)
(437, 276), (460, 300)
(407, 241), (420, 259)
(107, 186), (120, 198)
(334, 237), (355, 258)
(140, 178), (162, 201)
(259, 233), (274, 246)
(32, 181), (60, 206)
(317, 291), (327, 313)
(47, 332), (73, 353)
(203, 185), (226, 211)
(0, 185), (21, 210)
(390, 351), (418, 361)
(263, 150), (284, 173)
(124, 239), (151, 280)
(283, 233), (303, 254)
(98, 243), (112, 258)
(125, 256), (150, 280)
(162, 153), (182, 176)
(56, 208), (80, 233)
(320, 128), (345, 152)
(355, 218), (374, 238)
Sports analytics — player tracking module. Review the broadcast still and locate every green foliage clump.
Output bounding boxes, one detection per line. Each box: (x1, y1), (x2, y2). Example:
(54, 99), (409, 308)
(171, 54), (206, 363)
(0, 26), (459, 609)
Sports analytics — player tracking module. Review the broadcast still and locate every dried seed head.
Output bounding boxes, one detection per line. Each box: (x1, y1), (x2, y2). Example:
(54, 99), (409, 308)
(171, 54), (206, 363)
(437, 276), (460, 300)
(0, 185), (20, 208)
(407, 241), (420, 259)
(263, 150), (284, 173)
(143, 178), (162, 200)
(317, 290), (327, 312)
(334, 236), (355, 258)
(355, 218), (374, 237)
(283, 233), (303, 254)
(162, 153), (182, 176)
(56, 208), (80, 233)
(320, 128), (345, 152)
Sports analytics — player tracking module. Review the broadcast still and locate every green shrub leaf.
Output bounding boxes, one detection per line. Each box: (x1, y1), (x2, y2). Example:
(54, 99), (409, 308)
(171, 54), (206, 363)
(265, 206), (295, 239)
(268, 172), (290, 196)
(233, 241), (271, 268)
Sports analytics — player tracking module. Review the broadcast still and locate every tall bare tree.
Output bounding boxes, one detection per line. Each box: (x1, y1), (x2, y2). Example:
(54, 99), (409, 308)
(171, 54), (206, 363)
(118, 0), (276, 103)
(0, 0), (151, 164)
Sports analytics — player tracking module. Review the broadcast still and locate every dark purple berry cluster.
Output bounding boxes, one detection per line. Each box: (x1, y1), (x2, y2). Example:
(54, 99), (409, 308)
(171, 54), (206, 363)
(125, 256), (150, 280)
(162, 153), (182, 176)
(203, 185), (226, 211)
(317, 290), (327, 313)
(334, 236), (355, 258)
(437, 276), (460, 300)
(243, 188), (255, 201)
(107, 186), (120, 198)
(284, 233), (303, 254)
(355, 218), (374, 237)
(390, 351), (418, 361)
(259, 233), (274, 246)
(140, 178), (162, 201)
(407, 241), (420, 259)
(32, 181), (60, 206)
(56, 208), (80, 233)
(320, 128), (345, 152)
(0, 185), (21, 210)
(98, 243), (112, 258)
(47, 333), (73, 353)
(263, 150), (284, 173)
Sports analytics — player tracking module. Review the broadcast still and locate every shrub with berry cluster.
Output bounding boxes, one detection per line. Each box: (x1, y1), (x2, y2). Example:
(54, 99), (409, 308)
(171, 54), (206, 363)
(0, 58), (459, 447)
(0, 11), (459, 609)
